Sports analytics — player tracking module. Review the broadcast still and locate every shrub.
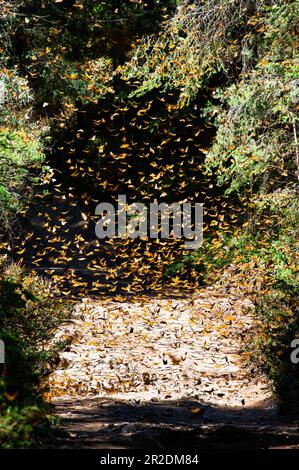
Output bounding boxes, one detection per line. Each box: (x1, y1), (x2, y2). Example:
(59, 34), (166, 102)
(0, 128), (45, 235)
(0, 262), (67, 448)
(252, 289), (299, 414)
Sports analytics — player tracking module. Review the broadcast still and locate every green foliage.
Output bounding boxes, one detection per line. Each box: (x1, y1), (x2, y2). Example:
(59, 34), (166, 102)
(0, 404), (47, 449)
(199, 3), (299, 407)
(0, 3), (67, 447)
(122, 0), (277, 104)
(11, 0), (175, 109)
(0, 262), (67, 448)
(27, 54), (115, 108)
(204, 0), (299, 194)
(0, 71), (32, 117)
(0, 129), (44, 233)
(251, 288), (299, 413)
(205, 65), (298, 194)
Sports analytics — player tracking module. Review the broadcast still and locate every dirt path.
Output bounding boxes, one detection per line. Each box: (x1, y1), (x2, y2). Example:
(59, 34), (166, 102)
(42, 287), (299, 449)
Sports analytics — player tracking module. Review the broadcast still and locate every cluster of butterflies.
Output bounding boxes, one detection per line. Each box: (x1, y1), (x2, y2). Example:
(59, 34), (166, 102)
(13, 88), (246, 298)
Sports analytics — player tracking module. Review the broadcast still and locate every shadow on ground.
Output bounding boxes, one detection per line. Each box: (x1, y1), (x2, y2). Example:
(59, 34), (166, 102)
(49, 396), (299, 449)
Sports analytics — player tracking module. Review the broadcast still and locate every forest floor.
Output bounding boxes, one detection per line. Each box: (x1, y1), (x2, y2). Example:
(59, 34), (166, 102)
(13, 180), (299, 449)
(42, 288), (299, 449)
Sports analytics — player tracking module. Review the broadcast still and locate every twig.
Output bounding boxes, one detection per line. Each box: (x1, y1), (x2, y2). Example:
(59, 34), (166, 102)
(292, 113), (299, 182)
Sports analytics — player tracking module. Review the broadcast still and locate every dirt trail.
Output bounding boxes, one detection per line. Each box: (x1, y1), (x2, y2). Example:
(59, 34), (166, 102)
(42, 287), (299, 449)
